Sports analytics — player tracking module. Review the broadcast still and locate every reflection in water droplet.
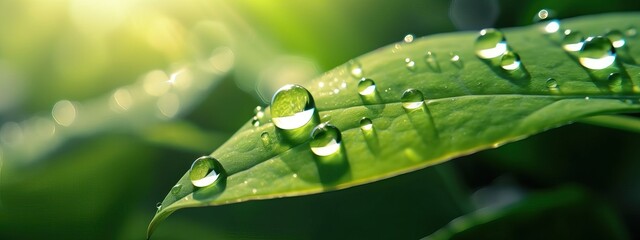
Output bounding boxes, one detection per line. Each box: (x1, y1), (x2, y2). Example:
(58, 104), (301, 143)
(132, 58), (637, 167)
(157, 93), (180, 118)
(450, 53), (463, 68)
(357, 78), (376, 96)
(500, 52), (522, 71)
(424, 51), (441, 72)
(562, 30), (584, 52)
(401, 89), (424, 110)
(111, 88), (133, 111)
(260, 132), (270, 146)
(625, 26), (637, 38)
(404, 34), (414, 43)
(606, 30), (626, 48)
(270, 84), (316, 130)
(189, 156), (225, 188)
(360, 117), (373, 132)
(475, 28), (508, 59)
(310, 123), (342, 157)
(579, 36), (616, 70)
(546, 78), (558, 90)
(405, 58), (416, 71)
(52, 100), (77, 127)
(347, 60), (363, 79)
(171, 184), (182, 195)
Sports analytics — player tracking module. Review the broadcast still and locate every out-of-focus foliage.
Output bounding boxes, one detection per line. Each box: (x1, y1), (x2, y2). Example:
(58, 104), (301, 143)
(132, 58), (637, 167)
(0, 0), (639, 239)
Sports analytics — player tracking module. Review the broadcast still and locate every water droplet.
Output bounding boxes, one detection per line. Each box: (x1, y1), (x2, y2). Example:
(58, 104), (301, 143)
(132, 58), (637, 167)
(401, 89), (424, 110)
(189, 156), (225, 188)
(450, 52), (463, 68)
(404, 58), (416, 71)
(251, 116), (260, 127)
(500, 51), (522, 71)
(546, 78), (558, 89)
(585, 96), (590, 100)
(254, 106), (264, 119)
(625, 26), (637, 38)
(606, 30), (626, 49)
(171, 184), (182, 195)
(579, 36), (616, 70)
(310, 123), (342, 157)
(533, 9), (553, 22)
(404, 34), (414, 43)
(270, 84), (317, 130)
(562, 30), (584, 52)
(357, 78), (376, 96)
(156, 202), (162, 210)
(260, 132), (271, 146)
(542, 20), (561, 34)
(252, 188), (257, 194)
(347, 60), (363, 78)
(424, 51), (441, 72)
(359, 117), (373, 132)
(475, 28), (508, 59)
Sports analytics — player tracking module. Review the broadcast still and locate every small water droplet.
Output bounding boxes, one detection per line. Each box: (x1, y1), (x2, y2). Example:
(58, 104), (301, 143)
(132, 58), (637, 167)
(606, 30), (626, 49)
(252, 188), (257, 194)
(625, 26), (637, 38)
(562, 30), (584, 52)
(608, 72), (622, 88)
(475, 28), (508, 59)
(357, 78), (376, 96)
(500, 51), (522, 71)
(189, 156), (225, 188)
(254, 106), (264, 119)
(310, 123), (342, 157)
(450, 53), (463, 68)
(424, 51), (441, 72)
(585, 96), (590, 100)
(542, 20), (560, 34)
(359, 117), (373, 132)
(546, 78), (558, 89)
(251, 116), (260, 127)
(404, 34), (414, 43)
(270, 84), (317, 130)
(260, 132), (270, 146)
(533, 9), (554, 22)
(171, 184), (182, 195)
(347, 60), (363, 78)
(405, 58), (416, 71)
(156, 202), (162, 210)
(579, 36), (616, 70)
(401, 89), (424, 110)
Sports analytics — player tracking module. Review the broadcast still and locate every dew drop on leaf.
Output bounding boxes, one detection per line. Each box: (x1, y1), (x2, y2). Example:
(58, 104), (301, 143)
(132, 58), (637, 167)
(254, 106), (264, 119)
(424, 51), (441, 72)
(562, 30), (585, 52)
(357, 78), (376, 96)
(475, 28), (508, 59)
(359, 117), (373, 132)
(500, 51), (522, 71)
(450, 53), (463, 68)
(310, 123), (342, 157)
(156, 202), (162, 211)
(189, 156), (225, 188)
(270, 84), (317, 130)
(170, 184), (182, 195)
(404, 34), (414, 43)
(347, 60), (363, 78)
(546, 78), (558, 90)
(251, 116), (260, 127)
(625, 26), (637, 38)
(605, 30), (626, 49)
(579, 36), (616, 70)
(260, 132), (271, 147)
(405, 58), (416, 71)
(401, 88), (425, 110)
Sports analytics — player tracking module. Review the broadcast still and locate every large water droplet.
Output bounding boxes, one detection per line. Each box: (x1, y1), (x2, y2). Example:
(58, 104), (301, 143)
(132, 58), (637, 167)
(171, 184), (182, 195)
(500, 51), (522, 71)
(579, 36), (616, 70)
(404, 34), (414, 43)
(251, 116), (260, 127)
(357, 78), (376, 96)
(270, 84), (316, 130)
(405, 58), (416, 71)
(606, 30), (626, 49)
(562, 30), (584, 52)
(401, 89), (424, 110)
(359, 117), (373, 132)
(347, 60), (363, 78)
(424, 51), (441, 72)
(475, 28), (508, 59)
(310, 123), (342, 157)
(189, 156), (225, 188)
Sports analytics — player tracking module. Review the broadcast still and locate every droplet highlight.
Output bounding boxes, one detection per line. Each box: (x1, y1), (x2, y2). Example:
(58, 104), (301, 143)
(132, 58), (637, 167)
(401, 89), (424, 110)
(606, 30), (626, 49)
(500, 51), (522, 71)
(475, 28), (508, 59)
(579, 36), (616, 70)
(189, 156), (225, 188)
(405, 58), (416, 71)
(546, 78), (558, 89)
(347, 60), (363, 79)
(357, 78), (376, 96)
(450, 53), (463, 68)
(270, 84), (317, 130)
(404, 34), (414, 43)
(310, 123), (342, 157)
(359, 117), (373, 132)
(562, 30), (584, 52)
(424, 51), (441, 72)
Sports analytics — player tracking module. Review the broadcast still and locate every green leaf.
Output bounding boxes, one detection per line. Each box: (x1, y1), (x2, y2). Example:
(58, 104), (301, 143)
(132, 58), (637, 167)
(149, 12), (640, 237)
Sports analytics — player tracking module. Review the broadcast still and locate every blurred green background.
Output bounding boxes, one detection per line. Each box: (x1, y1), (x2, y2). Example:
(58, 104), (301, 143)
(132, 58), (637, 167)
(0, 0), (639, 239)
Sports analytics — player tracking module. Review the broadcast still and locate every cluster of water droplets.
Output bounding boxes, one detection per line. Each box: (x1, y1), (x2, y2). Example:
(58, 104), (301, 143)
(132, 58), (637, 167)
(474, 28), (527, 79)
